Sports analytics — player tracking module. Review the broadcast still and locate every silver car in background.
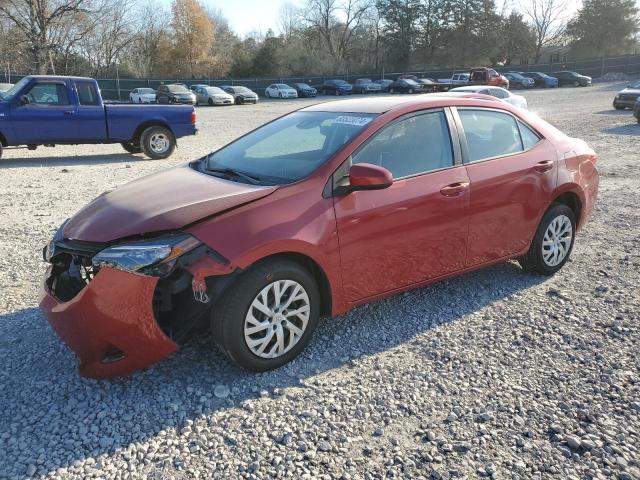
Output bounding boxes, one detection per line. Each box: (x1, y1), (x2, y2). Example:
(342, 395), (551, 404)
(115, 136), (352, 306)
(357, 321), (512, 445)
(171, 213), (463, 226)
(193, 86), (234, 106)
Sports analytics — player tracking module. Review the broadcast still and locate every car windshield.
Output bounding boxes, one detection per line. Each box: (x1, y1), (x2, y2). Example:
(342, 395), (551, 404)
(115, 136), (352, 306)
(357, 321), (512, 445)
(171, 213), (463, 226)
(1, 77), (30, 101)
(206, 87), (225, 94)
(139, 88), (154, 94)
(333, 80), (348, 85)
(167, 85), (190, 93)
(404, 79), (419, 85)
(357, 79), (371, 83)
(277, 84), (290, 89)
(629, 81), (640, 89)
(203, 111), (378, 184)
(234, 86), (251, 93)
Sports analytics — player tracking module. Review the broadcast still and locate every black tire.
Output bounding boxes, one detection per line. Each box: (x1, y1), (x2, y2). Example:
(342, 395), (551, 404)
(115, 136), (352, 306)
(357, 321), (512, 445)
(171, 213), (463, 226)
(0, 143), (3, 159)
(212, 258), (321, 371)
(614, 104), (625, 110)
(573, 81), (579, 87)
(518, 203), (576, 276)
(208, 98), (214, 106)
(121, 142), (142, 154)
(265, 91), (270, 98)
(140, 125), (175, 160)
(389, 88), (395, 94)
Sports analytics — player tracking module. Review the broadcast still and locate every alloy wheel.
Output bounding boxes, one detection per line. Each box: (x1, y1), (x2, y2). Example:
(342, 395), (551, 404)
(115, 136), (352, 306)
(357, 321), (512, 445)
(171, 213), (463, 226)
(542, 215), (573, 267)
(244, 279), (310, 359)
(149, 133), (170, 154)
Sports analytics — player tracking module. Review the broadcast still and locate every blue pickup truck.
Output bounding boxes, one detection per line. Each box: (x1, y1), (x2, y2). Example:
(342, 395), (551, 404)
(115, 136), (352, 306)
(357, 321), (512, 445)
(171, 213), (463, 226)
(0, 76), (197, 159)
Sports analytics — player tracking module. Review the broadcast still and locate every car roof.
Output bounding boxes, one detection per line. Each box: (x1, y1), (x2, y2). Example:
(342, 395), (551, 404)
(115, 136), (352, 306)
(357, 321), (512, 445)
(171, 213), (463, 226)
(302, 94), (507, 114)
(450, 85), (490, 92)
(25, 75), (95, 82)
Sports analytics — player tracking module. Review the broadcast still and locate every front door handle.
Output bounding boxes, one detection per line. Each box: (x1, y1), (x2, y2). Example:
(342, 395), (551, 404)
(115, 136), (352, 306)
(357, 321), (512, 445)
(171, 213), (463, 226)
(440, 182), (469, 197)
(534, 160), (554, 173)
(63, 110), (75, 115)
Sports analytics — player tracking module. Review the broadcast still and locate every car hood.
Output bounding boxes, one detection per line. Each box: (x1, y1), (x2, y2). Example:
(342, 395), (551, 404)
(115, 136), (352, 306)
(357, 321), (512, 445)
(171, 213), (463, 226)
(63, 164), (278, 243)
(619, 88), (640, 95)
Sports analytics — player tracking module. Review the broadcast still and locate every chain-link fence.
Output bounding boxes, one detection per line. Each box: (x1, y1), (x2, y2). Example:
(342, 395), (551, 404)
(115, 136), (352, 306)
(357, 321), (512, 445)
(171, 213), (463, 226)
(3, 53), (639, 101)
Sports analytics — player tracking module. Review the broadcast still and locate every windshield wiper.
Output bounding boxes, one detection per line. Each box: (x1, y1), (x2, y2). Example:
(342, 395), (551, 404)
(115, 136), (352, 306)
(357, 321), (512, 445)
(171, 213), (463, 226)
(204, 166), (263, 185)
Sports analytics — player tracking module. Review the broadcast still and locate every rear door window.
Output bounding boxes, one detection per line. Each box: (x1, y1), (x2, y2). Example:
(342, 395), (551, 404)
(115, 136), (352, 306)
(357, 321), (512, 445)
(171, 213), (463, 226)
(458, 109), (523, 162)
(518, 121), (541, 150)
(76, 82), (100, 106)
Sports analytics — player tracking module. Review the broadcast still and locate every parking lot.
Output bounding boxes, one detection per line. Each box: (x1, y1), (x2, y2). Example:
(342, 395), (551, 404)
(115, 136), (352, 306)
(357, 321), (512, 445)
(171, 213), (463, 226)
(0, 83), (639, 479)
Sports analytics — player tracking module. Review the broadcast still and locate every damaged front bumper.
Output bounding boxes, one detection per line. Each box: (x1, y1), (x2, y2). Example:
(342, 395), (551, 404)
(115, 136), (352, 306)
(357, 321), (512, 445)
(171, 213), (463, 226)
(40, 266), (178, 378)
(39, 232), (236, 379)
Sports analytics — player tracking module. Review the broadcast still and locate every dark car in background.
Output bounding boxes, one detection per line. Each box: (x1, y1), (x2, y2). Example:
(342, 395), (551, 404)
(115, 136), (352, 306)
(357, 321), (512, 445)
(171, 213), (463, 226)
(156, 84), (196, 104)
(519, 72), (558, 88)
(504, 72), (534, 89)
(389, 78), (422, 94)
(398, 74), (437, 92)
(553, 71), (592, 87)
(613, 81), (640, 109)
(321, 79), (353, 95)
(221, 85), (259, 104)
(353, 78), (382, 94)
(293, 83), (317, 97)
(374, 79), (394, 92)
(634, 99), (640, 123)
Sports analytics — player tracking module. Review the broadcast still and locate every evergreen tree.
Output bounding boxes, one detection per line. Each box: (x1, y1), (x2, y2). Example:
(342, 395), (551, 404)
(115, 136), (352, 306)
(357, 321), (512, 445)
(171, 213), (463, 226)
(567, 0), (639, 57)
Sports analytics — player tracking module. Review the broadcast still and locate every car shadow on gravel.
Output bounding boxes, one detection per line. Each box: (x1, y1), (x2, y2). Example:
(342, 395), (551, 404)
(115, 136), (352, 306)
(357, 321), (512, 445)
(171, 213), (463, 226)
(0, 153), (145, 169)
(593, 109), (633, 115)
(602, 124), (639, 136)
(0, 261), (547, 478)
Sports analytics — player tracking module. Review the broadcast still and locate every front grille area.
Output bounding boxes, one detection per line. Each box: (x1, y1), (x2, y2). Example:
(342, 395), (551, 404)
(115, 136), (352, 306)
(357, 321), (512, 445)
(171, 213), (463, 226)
(45, 240), (105, 302)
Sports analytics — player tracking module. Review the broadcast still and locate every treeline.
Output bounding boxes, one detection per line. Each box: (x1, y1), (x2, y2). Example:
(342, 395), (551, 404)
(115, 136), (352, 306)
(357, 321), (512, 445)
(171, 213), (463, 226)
(0, 0), (638, 79)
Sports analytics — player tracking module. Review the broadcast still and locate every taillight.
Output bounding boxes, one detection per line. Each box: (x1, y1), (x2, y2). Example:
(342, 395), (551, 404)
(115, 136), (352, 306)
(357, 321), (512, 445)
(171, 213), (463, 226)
(191, 110), (196, 124)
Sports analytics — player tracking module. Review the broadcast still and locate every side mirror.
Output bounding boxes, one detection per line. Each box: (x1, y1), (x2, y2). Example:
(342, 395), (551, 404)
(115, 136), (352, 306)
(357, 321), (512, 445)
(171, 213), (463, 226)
(347, 163), (393, 191)
(19, 95), (30, 106)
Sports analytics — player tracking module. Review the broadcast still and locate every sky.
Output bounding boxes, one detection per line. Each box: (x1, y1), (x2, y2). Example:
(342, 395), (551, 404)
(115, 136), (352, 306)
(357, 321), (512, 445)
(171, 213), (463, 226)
(161, 0), (300, 37)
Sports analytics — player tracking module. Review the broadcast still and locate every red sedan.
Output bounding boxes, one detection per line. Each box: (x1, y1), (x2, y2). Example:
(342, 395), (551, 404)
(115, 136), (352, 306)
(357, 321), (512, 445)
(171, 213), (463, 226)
(40, 95), (599, 378)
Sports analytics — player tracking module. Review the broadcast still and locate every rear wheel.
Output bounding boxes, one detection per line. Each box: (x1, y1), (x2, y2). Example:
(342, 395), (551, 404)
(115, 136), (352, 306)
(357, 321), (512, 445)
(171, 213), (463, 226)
(140, 125), (175, 159)
(121, 142), (142, 154)
(614, 104), (625, 110)
(0, 143), (3, 159)
(212, 259), (320, 371)
(518, 204), (576, 276)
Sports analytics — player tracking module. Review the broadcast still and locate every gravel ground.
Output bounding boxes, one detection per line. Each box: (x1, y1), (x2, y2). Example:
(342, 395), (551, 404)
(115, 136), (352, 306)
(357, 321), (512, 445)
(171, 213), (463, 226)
(0, 84), (638, 480)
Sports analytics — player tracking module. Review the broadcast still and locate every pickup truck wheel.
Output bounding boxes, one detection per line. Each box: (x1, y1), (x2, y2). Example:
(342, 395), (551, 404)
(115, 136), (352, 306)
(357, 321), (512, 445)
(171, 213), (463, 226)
(121, 142), (142, 154)
(141, 126), (175, 160)
(0, 143), (3, 159)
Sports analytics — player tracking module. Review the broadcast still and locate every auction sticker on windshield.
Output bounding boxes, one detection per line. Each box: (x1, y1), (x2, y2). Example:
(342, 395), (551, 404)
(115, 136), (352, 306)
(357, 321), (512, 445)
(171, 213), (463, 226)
(333, 115), (374, 126)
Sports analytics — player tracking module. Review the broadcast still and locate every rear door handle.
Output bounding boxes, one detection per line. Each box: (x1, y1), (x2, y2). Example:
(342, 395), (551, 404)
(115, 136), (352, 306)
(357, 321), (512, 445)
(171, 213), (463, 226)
(440, 182), (469, 197)
(534, 160), (554, 173)
(63, 110), (75, 115)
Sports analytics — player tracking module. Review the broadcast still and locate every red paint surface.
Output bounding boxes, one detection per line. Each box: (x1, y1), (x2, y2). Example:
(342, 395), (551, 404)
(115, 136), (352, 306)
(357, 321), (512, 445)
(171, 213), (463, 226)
(40, 267), (177, 378)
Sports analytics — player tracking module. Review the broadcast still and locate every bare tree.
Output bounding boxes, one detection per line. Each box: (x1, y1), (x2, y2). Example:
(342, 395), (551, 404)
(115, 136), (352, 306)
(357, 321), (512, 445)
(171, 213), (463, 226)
(127, 0), (170, 77)
(0, 0), (97, 74)
(522, 0), (567, 62)
(278, 2), (300, 40)
(79, 0), (135, 76)
(303, 0), (372, 71)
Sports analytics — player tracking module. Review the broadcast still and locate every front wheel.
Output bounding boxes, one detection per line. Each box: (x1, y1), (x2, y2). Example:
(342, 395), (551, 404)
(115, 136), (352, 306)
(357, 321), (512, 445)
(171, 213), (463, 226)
(208, 98), (214, 106)
(140, 125), (175, 159)
(121, 142), (142, 154)
(0, 143), (3, 159)
(614, 104), (625, 110)
(212, 259), (320, 371)
(518, 204), (576, 276)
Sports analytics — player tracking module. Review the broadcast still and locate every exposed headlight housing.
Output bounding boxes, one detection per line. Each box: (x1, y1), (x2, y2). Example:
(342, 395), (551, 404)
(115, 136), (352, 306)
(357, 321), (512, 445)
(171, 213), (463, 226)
(92, 234), (201, 277)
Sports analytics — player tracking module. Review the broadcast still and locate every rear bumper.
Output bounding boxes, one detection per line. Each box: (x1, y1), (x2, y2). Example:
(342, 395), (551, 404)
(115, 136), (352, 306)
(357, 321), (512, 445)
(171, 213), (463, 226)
(39, 266), (177, 378)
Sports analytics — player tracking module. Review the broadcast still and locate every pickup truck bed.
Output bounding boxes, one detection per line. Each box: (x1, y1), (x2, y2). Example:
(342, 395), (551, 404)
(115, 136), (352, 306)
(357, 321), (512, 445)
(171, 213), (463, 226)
(0, 75), (197, 159)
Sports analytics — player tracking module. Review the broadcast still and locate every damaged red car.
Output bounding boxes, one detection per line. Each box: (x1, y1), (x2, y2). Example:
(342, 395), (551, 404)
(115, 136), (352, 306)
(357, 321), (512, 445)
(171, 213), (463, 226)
(40, 95), (599, 378)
